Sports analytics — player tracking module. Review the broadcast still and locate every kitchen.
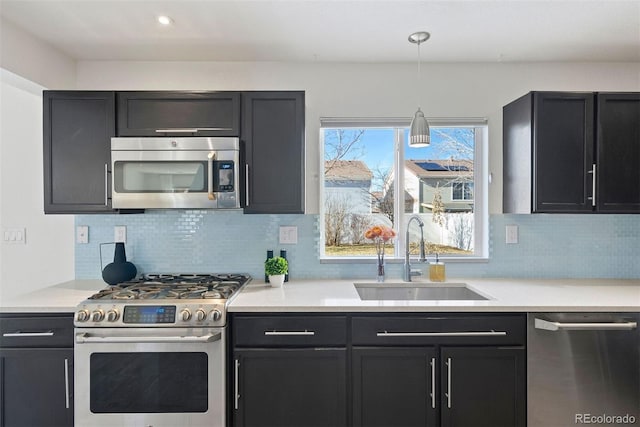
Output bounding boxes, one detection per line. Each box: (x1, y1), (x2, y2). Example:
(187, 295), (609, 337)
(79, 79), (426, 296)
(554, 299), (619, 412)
(0, 1), (639, 427)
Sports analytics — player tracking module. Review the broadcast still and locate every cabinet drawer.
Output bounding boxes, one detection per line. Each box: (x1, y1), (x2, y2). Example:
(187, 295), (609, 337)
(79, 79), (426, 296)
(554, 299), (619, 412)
(117, 91), (240, 136)
(233, 315), (347, 347)
(0, 315), (73, 348)
(352, 314), (525, 346)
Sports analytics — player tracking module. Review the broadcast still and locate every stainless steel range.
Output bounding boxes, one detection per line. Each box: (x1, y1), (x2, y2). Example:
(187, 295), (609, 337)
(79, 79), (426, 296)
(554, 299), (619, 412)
(74, 273), (251, 427)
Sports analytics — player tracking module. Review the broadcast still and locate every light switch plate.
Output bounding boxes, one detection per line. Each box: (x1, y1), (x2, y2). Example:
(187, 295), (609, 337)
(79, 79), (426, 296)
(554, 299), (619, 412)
(505, 225), (518, 244)
(279, 226), (298, 244)
(3, 227), (26, 244)
(114, 226), (127, 243)
(77, 226), (89, 244)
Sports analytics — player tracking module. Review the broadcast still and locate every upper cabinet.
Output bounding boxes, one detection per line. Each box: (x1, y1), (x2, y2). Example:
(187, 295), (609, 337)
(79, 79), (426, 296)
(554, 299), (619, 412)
(43, 91), (116, 213)
(241, 91), (305, 214)
(117, 91), (241, 137)
(503, 91), (640, 213)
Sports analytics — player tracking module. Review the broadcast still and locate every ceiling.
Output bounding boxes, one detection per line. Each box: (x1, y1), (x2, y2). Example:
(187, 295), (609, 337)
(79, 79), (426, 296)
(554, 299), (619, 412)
(1, 0), (639, 63)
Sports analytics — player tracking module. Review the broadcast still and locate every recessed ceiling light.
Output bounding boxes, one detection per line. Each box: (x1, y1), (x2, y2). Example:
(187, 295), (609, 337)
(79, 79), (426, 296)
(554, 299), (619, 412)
(157, 15), (173, 25)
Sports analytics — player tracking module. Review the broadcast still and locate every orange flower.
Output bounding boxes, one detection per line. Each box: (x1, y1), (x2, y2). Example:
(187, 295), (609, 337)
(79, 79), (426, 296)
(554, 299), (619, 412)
(364, 229), (375, 239)
(370, 226), (383, 237)
(380, 227), (396, 242)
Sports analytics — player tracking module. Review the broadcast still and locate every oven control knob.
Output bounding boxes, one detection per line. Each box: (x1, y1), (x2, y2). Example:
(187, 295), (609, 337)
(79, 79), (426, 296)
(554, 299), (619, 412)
(180, 309), (192, 321)
(76, 309), (90, 322)
(211, 309), (222, 322)
(91, 309), (105, 322)
(106, 309), (120, 322)
(195, 309), (207, 322)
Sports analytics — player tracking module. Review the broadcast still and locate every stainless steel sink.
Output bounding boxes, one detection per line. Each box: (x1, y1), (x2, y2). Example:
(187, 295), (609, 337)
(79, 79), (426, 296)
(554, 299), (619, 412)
(353, 282), (489, 301)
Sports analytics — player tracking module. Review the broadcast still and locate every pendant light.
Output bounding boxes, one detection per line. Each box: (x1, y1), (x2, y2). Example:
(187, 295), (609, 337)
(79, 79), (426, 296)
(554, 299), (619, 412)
(408, 31), (431, 147)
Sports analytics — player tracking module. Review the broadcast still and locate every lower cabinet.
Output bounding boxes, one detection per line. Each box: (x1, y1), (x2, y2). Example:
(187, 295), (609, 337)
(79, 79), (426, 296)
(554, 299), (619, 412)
(352, 346), (525, 427)
(0, 314), (74, 427)
(233, 349), (347, 427)
(231, 313), (526, 427)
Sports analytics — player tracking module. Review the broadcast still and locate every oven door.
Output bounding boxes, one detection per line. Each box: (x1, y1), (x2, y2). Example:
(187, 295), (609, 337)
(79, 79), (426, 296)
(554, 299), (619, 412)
(111, 147), (239, 209)
(74, 327), (225, 427)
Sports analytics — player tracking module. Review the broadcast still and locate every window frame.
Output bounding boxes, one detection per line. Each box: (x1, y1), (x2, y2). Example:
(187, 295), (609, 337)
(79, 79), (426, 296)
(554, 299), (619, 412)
(319, 117), (488, 262)
(451, 182), (474, 202)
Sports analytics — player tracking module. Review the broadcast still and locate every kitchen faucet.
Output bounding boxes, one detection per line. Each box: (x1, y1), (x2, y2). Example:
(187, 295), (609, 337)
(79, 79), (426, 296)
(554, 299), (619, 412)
(403, 215), (427, 282)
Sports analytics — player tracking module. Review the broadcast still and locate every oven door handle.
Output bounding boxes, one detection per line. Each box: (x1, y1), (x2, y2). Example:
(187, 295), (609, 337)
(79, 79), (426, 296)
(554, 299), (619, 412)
(75, 332), (221, 344)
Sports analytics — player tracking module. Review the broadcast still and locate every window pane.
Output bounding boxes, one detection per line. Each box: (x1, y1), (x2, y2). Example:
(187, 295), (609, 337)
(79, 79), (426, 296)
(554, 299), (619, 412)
(404, 127), (475, 255)
(323, 128), (396, 257)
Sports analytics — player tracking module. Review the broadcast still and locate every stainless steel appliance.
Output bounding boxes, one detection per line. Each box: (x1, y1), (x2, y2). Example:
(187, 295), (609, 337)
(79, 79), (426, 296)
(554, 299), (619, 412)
(74, 273), (251, 427)
(111, 137), (241, 209)
(528, 313), (639, 427)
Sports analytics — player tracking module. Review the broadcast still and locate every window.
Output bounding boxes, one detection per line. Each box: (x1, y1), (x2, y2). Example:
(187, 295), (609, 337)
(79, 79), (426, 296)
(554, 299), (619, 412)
(320, 118), (487, 260)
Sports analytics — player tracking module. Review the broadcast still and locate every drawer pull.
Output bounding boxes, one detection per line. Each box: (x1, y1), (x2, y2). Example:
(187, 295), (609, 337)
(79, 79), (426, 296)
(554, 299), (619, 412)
(64, 358), (70, 409)
(376, 330), (506, 337)
(3, 331), (55, 337)
(445, 357), (452, 408)
(234, 359), (240, 410)
(155, 128), (232, 133)
(264, 330), (315, 336)
(429, 357), (436, 409)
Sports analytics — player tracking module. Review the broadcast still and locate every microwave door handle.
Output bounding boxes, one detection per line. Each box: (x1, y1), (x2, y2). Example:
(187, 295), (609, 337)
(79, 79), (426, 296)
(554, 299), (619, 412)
(208, 152), (216, 200)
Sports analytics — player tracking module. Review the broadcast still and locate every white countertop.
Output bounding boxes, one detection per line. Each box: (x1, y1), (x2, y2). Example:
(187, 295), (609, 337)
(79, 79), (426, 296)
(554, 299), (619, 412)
(1, 277), (639, 314)
(0, 280), (106, 313)
(229, 278), (640, 312)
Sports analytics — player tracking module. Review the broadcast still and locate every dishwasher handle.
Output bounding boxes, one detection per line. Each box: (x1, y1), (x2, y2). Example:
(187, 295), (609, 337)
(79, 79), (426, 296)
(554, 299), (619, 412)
(535, 318), (637, 332)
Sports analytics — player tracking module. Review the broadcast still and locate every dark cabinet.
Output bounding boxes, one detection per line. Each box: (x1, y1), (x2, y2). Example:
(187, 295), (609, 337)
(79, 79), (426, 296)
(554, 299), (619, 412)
(503, 91), (640, 213)
(241, 91), (305, 214)
(353, 347), (437, 427)
(351, 314), (526, 427)
(596, 93), (640, 212)
(117, 91), (240, 136)
(43, 91), (115, 213)
(0, 314), (74, 427)
(231, 315), (347, 427)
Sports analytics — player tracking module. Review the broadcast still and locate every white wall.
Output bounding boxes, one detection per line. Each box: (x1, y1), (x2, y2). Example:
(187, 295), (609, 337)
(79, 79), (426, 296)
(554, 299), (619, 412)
(0, 17), (76, 89)
(76, 60), (640, 214)
(0, 70), (75, 300)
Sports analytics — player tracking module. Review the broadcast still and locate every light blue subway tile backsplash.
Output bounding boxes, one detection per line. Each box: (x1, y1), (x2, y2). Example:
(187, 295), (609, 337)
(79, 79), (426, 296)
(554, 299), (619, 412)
(76, 212), (640, 280)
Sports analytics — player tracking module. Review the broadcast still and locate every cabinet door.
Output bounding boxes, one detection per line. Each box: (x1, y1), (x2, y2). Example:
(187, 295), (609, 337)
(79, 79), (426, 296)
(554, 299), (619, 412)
(43, 91), (115, 213)
(597, 93), (640, 213)
(440, 347), (525, 427)
(117, 91), (240, 136)
(352, 347), (437, 427)
(0, 348), (73, 427)
(242, 91), (305, 214)
(233, 348), (346, 427)
(533, 92), (594, 212)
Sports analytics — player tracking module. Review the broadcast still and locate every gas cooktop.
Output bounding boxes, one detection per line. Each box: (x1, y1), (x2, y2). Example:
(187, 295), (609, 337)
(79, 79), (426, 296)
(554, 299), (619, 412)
(75, 273), (251, 328)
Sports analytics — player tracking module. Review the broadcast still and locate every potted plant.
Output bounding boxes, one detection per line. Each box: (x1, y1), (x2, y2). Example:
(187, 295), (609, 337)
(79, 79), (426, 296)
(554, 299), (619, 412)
(265, 256), (288, 287)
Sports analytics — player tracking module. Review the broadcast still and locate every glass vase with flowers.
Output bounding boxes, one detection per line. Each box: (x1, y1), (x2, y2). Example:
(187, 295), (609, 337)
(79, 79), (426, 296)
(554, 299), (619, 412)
(364, 225), (396, 282)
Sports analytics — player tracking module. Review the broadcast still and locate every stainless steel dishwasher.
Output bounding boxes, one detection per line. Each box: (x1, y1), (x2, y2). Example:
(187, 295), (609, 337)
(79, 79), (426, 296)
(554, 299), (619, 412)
(528, 313), (639, 427)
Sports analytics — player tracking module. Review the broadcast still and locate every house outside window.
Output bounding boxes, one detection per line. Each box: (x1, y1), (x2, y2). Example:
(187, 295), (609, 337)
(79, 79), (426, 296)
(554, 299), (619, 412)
(320, 119), (487, 260)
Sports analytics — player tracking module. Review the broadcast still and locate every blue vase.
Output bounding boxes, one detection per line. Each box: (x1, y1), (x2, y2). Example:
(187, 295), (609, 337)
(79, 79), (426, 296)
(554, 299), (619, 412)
(102, 242), (137, 285)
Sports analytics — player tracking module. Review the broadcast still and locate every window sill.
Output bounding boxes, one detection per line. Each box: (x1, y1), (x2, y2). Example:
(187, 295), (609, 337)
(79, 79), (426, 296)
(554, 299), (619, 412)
(319, 256), (489, 264)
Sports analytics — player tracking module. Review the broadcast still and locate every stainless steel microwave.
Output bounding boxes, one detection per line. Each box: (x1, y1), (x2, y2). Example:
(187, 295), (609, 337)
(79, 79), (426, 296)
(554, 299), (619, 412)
(111, 137), (240, 209)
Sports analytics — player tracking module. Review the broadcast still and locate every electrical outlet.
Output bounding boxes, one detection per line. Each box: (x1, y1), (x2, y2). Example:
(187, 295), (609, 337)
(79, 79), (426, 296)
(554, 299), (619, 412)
(77, 226), (89, 244)
(505, 225), (518, 244)
(114, 226), (127, 243)
(279, 226), (298, 244)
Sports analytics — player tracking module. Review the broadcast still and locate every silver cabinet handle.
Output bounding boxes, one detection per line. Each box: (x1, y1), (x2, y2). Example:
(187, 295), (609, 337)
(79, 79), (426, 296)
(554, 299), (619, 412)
(75, 332), (221, 344)
(207, 151), (216, 201)
(535, 318), (637, 331)
(234, 359), (240, 410)
(245, 164), (250, 206)
(430, 357), (436, 409)
(64, 358), (70, 409)
(587, 163), (596, 207)
(264, 330), (315, 336)
(3, 331), (54, 337)
(155, 128), (232, 133)
(104, 163), (109, 206)
(376, 331), (506, 337)
(445, 357), (452, 409)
